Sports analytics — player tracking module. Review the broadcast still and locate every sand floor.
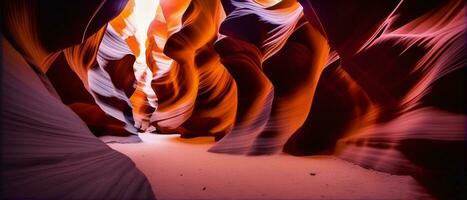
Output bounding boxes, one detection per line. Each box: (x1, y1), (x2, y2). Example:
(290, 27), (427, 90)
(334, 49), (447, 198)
(109, 133), (424, 200)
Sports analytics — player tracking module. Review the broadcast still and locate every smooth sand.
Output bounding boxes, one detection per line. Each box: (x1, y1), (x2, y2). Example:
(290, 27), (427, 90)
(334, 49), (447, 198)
(109, 133), (424, 200)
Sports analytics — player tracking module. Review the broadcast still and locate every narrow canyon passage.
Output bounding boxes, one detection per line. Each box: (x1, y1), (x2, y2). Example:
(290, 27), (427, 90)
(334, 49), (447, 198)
(110, 133), (425, 200)
(1, 0), (465, 199)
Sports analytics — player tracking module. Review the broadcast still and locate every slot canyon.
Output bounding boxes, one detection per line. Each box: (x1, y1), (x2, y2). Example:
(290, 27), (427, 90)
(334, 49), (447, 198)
(1, 0), (465, 199)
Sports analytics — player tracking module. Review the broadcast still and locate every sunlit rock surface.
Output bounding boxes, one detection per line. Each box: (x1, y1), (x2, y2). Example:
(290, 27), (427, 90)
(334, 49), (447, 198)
(1, 0), (465, 199)
(298, 0), (466, 199)
(1, 0), (155, 199)
(1, 36), (155, 199)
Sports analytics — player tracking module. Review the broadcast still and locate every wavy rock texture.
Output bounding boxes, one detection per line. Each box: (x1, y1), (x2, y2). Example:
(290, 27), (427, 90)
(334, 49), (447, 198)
(298, 0), (466, 199)
(1, 36), (155, 199)
(1, 0), (155, 199)
(1, 0), (465, 199)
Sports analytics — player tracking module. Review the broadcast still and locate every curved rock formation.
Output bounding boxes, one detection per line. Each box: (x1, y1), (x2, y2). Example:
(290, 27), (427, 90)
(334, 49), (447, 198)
(1, 0), (155, 199)
(298, 0), (466, 198)
(1, 35), (155, 199)
(1, 0), (465, 199)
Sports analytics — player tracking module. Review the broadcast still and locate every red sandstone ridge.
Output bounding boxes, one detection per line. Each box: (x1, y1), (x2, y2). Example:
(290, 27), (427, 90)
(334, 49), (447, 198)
(1, 0), (465, 199)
